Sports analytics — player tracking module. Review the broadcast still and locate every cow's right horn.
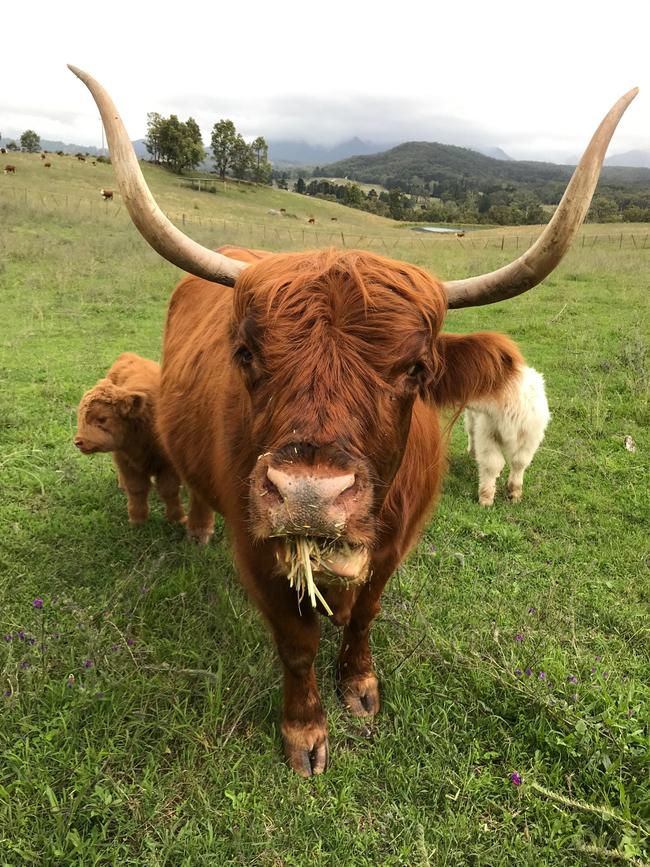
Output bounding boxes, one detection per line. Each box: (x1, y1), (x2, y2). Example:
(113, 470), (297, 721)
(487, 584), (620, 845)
(68, 65), (248, 287)
(442, 88), (638, 309)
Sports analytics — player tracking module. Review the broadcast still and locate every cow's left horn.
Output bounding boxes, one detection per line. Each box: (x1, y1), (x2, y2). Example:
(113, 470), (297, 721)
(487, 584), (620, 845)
(443, 88), (638, 309)
(68, 65), (248, 287)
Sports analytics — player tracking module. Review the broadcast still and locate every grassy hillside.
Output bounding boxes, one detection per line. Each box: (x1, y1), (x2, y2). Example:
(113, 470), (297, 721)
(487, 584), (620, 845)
(1, 161), (649, 865)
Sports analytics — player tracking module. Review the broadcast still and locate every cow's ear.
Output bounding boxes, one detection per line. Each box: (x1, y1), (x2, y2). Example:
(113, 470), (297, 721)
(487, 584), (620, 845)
(117, 391), (147, 417)
(428, 332), (523, 407)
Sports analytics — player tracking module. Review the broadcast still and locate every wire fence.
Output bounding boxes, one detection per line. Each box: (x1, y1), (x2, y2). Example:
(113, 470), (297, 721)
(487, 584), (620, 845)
(3, 184), (650, 252)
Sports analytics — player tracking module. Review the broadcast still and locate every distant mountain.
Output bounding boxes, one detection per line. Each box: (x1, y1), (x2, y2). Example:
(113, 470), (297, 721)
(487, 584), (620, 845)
(319, 140), (650, 192)
(605, 149), (650, 168)
(268, 137), (390, 166)
(474, 146), (513, 161)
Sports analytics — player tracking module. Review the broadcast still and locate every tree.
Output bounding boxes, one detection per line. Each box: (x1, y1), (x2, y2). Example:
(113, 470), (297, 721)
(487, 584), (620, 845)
(145, 112), (164, 163)
(6, 141), (18, 152)
(250, 136), (272, 185)
(20, 130), (40, 153)
(231, 135), (253, 180)
(294, 177), (306, 194)
(211, 119), (238, 180)
(147, 114), (204, 173)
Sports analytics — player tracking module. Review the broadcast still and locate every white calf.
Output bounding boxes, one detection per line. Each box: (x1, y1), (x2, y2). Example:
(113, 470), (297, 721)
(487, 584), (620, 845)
(464, 366), (550, 506)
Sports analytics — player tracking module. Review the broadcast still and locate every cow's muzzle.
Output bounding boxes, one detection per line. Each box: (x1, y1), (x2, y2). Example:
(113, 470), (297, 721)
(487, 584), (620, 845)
(249, 445), (375, 549)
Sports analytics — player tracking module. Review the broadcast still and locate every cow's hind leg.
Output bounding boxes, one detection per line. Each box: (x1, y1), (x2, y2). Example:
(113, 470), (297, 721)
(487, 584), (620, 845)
(186, 489), (214, 544)
(155, 467), (185, 523)
(474, 421), (505, 506)
(506, 440), (539, 503)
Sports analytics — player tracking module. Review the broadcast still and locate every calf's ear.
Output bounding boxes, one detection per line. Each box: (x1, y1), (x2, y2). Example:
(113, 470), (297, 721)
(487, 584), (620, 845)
(117, 391), (147, 417)
(429, 332), (523, 408)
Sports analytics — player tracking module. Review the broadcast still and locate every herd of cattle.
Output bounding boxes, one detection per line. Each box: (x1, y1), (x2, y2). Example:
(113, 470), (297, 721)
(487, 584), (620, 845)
(3, 150), (115, 203)
(17, 65), (639, 777)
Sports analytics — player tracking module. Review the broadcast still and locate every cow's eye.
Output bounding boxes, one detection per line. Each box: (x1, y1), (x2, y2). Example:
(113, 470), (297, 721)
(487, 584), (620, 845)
(96, 416), (107, 425)
(407, 361), (425, 378)
(235, 345), (254, 367)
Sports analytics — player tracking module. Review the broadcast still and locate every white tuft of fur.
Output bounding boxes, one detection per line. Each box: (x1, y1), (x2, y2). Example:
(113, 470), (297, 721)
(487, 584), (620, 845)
(464, 366), (550, 506)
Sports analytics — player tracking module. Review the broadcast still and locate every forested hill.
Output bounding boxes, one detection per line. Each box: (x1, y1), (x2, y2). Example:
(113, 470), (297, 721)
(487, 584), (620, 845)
(318, 140), (650, 198)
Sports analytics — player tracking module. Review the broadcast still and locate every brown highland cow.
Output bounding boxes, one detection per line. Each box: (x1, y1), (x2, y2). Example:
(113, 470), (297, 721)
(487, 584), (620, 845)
(74, 352), (185, 526)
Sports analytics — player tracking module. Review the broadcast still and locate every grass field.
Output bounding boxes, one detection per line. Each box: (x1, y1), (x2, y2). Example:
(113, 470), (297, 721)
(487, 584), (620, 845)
(1, 156), (649, 865)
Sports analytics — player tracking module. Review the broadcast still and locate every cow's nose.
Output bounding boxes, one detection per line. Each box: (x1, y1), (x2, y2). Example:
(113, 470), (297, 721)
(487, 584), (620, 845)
(74, 437), (85, 449)
(266, 467), (355, 506)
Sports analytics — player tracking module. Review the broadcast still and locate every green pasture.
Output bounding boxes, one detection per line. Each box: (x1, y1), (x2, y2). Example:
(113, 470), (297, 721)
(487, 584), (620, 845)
(0, 163), (648, 866)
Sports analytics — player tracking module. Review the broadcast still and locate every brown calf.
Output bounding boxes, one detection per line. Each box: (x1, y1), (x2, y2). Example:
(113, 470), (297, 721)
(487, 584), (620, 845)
(3, 165), (16, 174)
(100, 188), (113, 200)
(74, 352), (185, 526)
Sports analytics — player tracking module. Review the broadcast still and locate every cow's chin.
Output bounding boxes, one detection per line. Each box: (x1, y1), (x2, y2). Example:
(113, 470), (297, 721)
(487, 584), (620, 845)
(273, 535), (371, 587)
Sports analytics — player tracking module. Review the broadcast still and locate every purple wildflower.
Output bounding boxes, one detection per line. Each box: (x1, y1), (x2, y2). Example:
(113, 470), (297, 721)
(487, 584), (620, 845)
(32, 598), (44, 610)
(515, 633), (524, 642)
(525, 667), (533, 677)
(3, 689), (11, 698)
(3, 634), (12, 642)
(514, 669), (523, 677)
(510, 772), (522, 786)
(126, 638), (135, 647)
(20, 660), (30, 670)
(538, 671), (546, 681)
(111, 643), (120, 652)
(567, 675), (578, 684)
(527, 607), (537, 615)
(27, 637), (36, 646)
(595, 655), (602, 662)
(17, 630), (25, 641)
(83, 659), (93, 669)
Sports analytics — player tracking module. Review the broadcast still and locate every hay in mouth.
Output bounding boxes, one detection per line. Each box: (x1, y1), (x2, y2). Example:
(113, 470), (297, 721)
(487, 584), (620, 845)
(278, 537), (370, 616)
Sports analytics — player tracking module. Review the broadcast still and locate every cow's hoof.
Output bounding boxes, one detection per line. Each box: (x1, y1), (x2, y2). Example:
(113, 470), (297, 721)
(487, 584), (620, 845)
(166, 510), (186, 524)
(282, 723), (329, 777)
(186, 526), (213, 545)
(507, 486), (522, 503)
(340, 673), (380, 717)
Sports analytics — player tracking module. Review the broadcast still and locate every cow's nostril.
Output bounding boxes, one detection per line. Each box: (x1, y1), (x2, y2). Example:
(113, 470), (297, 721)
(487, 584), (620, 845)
(262, 473), (283, 502)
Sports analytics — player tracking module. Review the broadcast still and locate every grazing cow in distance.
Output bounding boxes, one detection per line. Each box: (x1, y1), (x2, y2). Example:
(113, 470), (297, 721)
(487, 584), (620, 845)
(92, 160), (96, 166)
(41, 153), (47, 159)
(3, 165), (16, 174)
(70, 64), (636, 777)
(308, 216), (315, 224)
(74, 352), (185, 526)
(330, 217), (338, 222)
(100, 189), (113, 200)
(464, 366), (550, 505)
(456, 231), (465, 238)
(0, 148), (6, 154)
(43, 162), (51, 168)
(77, 154), (86, 161)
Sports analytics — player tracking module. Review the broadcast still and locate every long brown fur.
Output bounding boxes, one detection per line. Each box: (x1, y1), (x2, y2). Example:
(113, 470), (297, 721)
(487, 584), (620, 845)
(75, 352), (185, 526)
(156, 246), (524, 775)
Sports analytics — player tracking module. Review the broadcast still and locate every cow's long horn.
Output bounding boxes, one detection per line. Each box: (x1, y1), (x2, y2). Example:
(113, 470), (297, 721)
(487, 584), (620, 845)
(443, 88), (638, 309)
(68, 65), (248, 287)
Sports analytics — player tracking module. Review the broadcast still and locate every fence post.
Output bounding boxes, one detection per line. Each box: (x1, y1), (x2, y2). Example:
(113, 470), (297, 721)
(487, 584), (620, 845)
(500, 235), (505, 250)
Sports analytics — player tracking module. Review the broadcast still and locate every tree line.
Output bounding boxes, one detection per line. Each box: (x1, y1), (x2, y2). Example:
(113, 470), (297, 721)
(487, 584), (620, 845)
(288, 176), (650, 225)
(145, 114), (271, 183)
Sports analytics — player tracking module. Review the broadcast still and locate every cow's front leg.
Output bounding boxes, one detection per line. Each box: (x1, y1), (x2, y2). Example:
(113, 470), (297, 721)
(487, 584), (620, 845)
(272, 610), (327, 777)
(337, 559), (395, 717)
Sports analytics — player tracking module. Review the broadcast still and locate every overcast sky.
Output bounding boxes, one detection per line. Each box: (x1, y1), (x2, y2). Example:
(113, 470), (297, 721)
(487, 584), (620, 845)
(3, 0), (649, 161)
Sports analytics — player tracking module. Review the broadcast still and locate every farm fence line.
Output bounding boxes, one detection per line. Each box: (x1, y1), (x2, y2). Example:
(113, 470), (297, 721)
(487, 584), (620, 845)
(3, 185), (650, 252)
